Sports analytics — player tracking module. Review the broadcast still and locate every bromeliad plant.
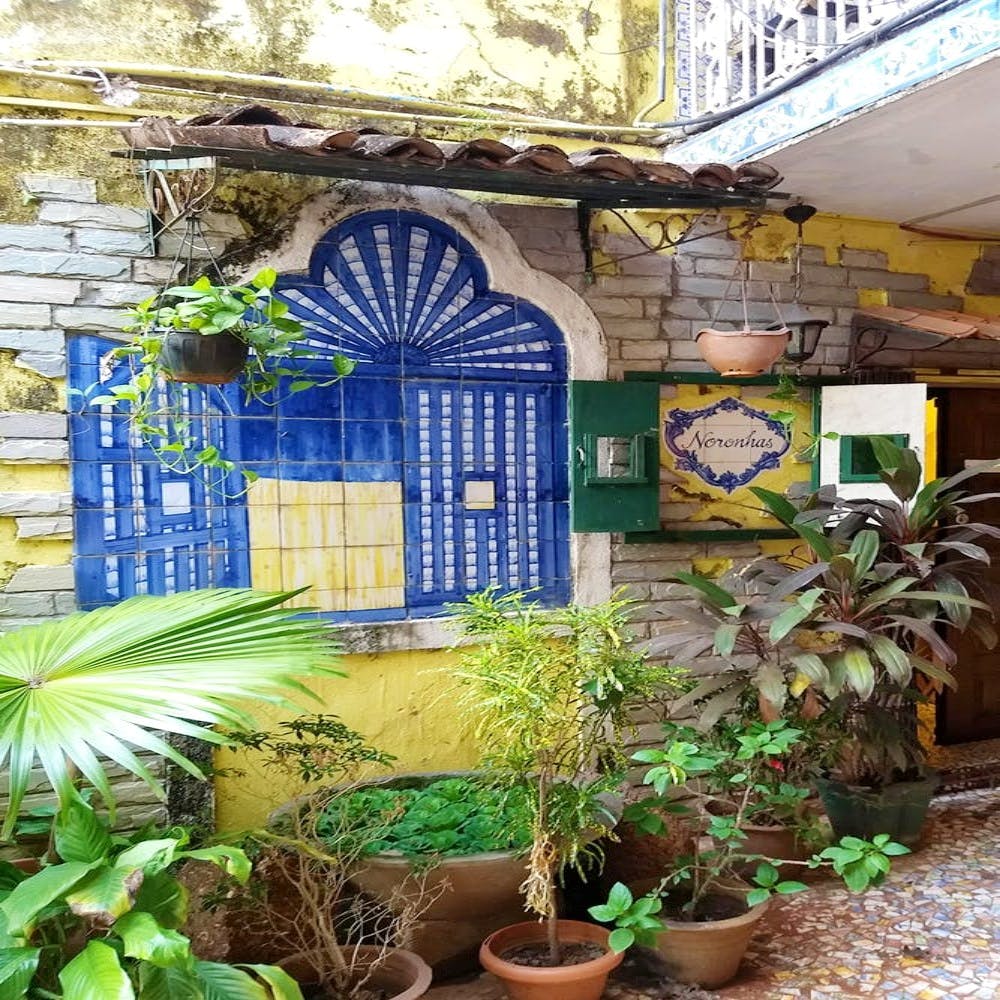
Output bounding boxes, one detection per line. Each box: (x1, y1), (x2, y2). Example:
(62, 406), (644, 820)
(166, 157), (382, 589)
(0, 587), (342, 999)
(589, 719), (910, 949)
(92, 269), (355, 493)
(449, 587), (684, 966)
(648, 437), (998, 787)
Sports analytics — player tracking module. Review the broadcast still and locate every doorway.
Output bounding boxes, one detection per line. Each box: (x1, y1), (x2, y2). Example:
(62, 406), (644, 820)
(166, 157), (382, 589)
(934, 387), (1000, 744)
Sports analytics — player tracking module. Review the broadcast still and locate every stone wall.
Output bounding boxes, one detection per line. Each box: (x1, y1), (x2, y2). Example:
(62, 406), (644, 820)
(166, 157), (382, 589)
(3, 175), (999, 823)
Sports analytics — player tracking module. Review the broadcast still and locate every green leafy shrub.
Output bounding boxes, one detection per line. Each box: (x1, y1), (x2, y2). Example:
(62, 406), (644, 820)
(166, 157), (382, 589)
(315, 777), (533, 858)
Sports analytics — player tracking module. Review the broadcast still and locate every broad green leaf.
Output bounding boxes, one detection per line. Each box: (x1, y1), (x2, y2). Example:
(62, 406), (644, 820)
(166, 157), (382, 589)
(607, 928), (635, 953)
(848, 529), (880, 578)
(139, 963), (204, 1000)
(0, 946), (39, 998)
(134, 871), (189, 929)
(753, 862), (779, 887)
(908, 655), (958, 691)
(0, 862), (28, 894)
(195, 961), (269, 1000)
(868, 636), (912, 686)
(238, 965), (305, 1000)
(252, 268), (277, 290)
(790, 653), (829, 686)
(769, 603), (811, 642)
(774, 880), (808, 895)
(180, 845), (251, 884)
(115, 911), (192, 969)
(748, 486), (798, 526)
(881, 842), (911, 857)
(114, 838), (182, 874)
(843, 648), (875, 699)
(745, 887), (771, 908)
(55, 801), (112, 864)
(0, 860), (100, 934)
(858, 577), (919, 612)
(66, 864), (145, 924)
(0, 588), (343, 836)
(713, 621), (742, 657)
(59, 940), (134, 1000)
(587, 904), (617, 922)
(672, 572), (738, 611)
(607, 882), (633, 912)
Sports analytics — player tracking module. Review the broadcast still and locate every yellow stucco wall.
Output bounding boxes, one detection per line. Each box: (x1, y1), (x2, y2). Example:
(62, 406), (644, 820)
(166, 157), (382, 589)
(213, 647), (476, 831)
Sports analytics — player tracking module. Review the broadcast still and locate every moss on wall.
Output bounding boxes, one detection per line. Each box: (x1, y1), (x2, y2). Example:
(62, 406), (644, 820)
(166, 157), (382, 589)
(0, 354), (62, 411)
(1, 0), (648, 124)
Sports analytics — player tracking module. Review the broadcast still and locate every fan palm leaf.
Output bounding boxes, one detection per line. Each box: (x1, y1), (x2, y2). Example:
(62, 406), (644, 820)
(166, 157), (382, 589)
(0, 588), (342, 837)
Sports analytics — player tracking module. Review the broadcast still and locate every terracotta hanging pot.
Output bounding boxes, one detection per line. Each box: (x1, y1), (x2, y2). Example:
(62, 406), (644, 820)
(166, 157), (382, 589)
(160, 329), (249, 384)
(696, 326), (790, 377)
(479, 920), (623, 1000)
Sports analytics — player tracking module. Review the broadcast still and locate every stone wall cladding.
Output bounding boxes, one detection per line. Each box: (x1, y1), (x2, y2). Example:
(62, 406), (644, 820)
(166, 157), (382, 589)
(0, 176), (246, 829)
(0, 184), (991, 820)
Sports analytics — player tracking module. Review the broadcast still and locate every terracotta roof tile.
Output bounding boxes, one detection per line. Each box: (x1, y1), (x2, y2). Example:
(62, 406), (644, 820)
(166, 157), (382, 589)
(856, 305), (1000, 340)
(123, 106), (784, 193)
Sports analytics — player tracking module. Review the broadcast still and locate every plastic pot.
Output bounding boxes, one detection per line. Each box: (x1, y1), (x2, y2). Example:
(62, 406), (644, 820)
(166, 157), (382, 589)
(480, 920), (622, 1000)
(654, 888), (769, 988)
(696, 327), (790, 376)
(815, 772), (939, 847)
(160, 329), (249, 384)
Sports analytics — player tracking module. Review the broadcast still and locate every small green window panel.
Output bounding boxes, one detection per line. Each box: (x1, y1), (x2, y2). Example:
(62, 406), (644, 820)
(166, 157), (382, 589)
(570, 381), (659, 533)
(840, 434), (910, 483)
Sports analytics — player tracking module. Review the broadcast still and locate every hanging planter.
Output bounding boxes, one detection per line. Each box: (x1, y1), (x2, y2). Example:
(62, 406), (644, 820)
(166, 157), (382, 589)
(696, 327), (789, 377)
(93, 266), (355, 495)
(697, 260), (790, 376)
(159, 328), (250, 384)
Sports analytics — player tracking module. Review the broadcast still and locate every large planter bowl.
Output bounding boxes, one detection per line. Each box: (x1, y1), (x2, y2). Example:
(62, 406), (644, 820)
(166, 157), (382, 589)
(480, 919), (622, 1000)
(277, 772), (529, 977)
(815, 772), (939, 847)
(696, 327), (790, 376)
(280, 945), (431, 1000)
(160, 329), (249, 384)
(654, 888), (769, 988)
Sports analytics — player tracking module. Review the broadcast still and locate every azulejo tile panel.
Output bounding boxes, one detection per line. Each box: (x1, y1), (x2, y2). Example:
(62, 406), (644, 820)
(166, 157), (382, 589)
(68, 210), (571, 618)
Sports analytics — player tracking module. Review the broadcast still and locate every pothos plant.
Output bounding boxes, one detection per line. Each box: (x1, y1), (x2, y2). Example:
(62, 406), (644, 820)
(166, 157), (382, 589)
(448, 587), (685, 966)
(588, 719), (909, 951)
(91, 269), (355, 495)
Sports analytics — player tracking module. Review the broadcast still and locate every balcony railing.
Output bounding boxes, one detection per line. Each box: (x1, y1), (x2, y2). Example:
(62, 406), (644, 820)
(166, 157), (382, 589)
(675, 0), (926, 118)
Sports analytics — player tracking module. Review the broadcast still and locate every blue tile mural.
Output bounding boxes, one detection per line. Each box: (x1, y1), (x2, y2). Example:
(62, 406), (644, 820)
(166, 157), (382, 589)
(70, 210), (571, 618)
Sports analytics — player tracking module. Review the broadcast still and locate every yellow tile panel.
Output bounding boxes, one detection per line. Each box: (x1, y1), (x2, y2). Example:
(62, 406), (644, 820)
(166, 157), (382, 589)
(343, 502), (405, 547)
(345, 544), (405, 590)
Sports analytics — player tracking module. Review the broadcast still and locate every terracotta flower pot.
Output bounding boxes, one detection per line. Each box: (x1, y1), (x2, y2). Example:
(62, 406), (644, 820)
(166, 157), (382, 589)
(280, 945), (431, 1000)
(696, 327), (790, 376)
(160, 329), (249, 384)
(654, 888), (769, 989)
(480, 920), (622, 1000)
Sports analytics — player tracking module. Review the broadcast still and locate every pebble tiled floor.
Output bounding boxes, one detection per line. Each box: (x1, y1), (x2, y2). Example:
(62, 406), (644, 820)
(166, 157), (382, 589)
(427, 788), (1000, 1000)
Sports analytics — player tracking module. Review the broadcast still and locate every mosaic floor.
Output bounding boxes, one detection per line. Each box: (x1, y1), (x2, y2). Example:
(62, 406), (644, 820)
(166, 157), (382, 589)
(426, 788), (1000, 1000)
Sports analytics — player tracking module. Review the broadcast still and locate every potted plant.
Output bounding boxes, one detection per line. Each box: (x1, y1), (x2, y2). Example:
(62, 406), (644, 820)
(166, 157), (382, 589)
(0, 587), (346, 999)
(647, 437), (998, 847)
(313, 772), (534, 976)
(199, 717), (435, 1000)
(91, 268), (355, 492)
(588, 720), (910, 988)
(448, 587), (684, 1000)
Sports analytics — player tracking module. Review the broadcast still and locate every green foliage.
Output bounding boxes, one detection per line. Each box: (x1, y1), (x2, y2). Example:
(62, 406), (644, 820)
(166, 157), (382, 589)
(448, 587), (684, 960)
(88, 270), (356, 495)
(648, 439), (998, 785)
(590, 721), (909, 949)
(0, 806), (302, 1000)
(315, 777), (533, 859)
(223, 714), (396, 786)
(0, 588), (341, 837)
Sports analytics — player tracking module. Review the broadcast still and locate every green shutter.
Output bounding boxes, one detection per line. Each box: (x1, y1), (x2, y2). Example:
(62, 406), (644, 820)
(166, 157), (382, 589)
(570, 380), (660, 532)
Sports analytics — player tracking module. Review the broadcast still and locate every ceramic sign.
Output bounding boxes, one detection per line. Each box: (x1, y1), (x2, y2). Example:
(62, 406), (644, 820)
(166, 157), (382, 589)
(663, 396), (791, 494)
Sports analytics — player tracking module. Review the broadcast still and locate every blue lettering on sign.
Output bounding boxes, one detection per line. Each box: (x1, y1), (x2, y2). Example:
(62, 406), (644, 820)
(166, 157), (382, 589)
(664, 396), (790, 494)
